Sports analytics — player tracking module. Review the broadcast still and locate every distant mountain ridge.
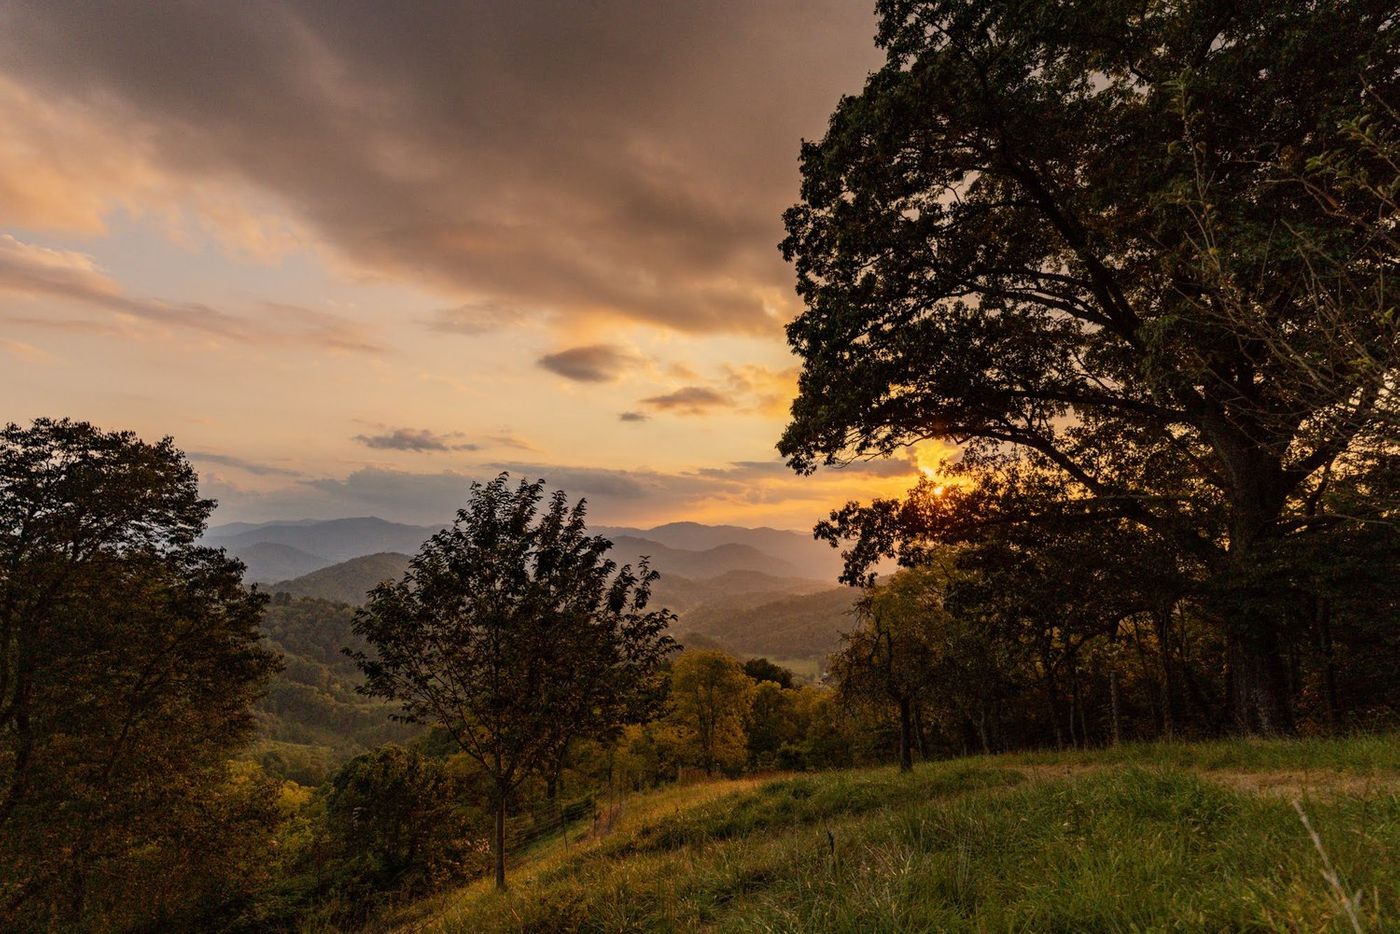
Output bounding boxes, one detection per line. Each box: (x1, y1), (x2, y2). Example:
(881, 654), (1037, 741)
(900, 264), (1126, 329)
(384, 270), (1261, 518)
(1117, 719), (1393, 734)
(265, 549), (853, 663)
(232, 541), (331, 582)
(210, 516), (847, 584)
(596, 522), (845, 581)
(204, 517), (440, 569)
(269, 553), (413, 604)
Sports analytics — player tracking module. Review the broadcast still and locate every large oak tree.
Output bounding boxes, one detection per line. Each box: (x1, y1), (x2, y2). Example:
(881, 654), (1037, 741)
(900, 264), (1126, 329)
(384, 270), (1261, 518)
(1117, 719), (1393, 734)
(780, 0), (1398, 734)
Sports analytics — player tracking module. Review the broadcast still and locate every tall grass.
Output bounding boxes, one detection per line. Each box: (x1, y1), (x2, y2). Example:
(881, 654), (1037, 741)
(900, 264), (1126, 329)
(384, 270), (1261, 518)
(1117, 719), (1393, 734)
(384, 737), (1399, 933)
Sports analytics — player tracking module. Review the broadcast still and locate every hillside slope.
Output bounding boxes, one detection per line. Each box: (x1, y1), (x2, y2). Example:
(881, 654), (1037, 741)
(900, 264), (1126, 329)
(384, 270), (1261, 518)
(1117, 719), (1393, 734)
(231, 541), (328, 582)
(388, 737), (1400, 933)
(269, 552), (412, 603)
(252, 596), (417, 783)
(680, 586), (859, 660)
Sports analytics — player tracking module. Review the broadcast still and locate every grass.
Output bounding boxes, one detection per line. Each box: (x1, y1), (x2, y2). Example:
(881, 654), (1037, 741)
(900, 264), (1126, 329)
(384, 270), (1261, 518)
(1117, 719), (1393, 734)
(379, 736), (1400, 933)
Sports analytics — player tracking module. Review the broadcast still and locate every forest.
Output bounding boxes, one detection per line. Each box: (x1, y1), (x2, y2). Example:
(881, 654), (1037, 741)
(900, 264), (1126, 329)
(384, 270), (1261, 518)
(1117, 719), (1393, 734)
(2, 0), (1398, 930)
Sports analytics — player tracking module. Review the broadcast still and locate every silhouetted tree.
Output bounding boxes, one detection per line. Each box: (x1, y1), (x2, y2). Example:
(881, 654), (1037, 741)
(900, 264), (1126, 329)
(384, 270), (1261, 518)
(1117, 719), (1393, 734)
(350, 475), (674, 890)
(0, 418), (279, 929)
(780, 0), (1397, 735)
(743, 657), (796, 689)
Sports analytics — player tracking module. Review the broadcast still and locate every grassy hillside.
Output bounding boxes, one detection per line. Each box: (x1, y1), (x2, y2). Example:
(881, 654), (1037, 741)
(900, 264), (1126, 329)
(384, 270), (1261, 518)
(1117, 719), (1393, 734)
(386, 736), (1399, 932)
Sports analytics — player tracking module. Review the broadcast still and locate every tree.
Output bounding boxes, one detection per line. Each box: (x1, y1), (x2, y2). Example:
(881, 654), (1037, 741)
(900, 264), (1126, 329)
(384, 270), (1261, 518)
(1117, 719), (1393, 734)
(831, 567), (950, 770)
(780, 0), (1398, 734)
(313, 745), (482, 913)
(350, 474), (674, 890)
(0, 418), (279, 929)
(745, 680), (799, 768)
(743, 657), (796, 689)
(667, 651), (754, 775)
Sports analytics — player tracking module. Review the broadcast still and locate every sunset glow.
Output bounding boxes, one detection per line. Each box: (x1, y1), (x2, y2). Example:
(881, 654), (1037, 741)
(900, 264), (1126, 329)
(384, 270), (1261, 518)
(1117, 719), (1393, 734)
(0, 1), (909, 530)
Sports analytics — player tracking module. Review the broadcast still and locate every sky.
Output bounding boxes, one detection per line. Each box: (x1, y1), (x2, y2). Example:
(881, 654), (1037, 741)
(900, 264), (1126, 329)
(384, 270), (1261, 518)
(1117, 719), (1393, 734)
(0, 0), (947, 530)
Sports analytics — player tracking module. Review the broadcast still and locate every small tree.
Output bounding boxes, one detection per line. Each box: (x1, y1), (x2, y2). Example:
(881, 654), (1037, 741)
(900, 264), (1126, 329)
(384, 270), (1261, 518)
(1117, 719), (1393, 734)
(350, 474), (674, 890)
(831, 568), (947, 771)
(667, 651), (754, 776)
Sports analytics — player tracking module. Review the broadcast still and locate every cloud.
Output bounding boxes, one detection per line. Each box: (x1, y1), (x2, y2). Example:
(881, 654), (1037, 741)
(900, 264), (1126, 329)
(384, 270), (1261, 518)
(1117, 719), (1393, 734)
(640, 386), (732, 415)
(188, 450), (303, 477)
(486, 433), (537, 451)
(353, 428), (479, 452)
(0, 1), (879, 334)
(618, 411), (649, 422)
(424, 302), (527, 335)
(0, 233), (382, 351)
(630, 363), (796, 419)
(0, 337), (55, 363)
(723, 363), (799, 416)
(203, 451), (935, 530)
(537, 343), (639, 383)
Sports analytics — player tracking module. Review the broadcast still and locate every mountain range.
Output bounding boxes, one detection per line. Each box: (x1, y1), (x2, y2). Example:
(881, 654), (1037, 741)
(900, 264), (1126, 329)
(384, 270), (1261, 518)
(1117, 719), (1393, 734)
(204, 517), (850, 584)
(206, 516), (863, 664)
(225, 517), (863, 780)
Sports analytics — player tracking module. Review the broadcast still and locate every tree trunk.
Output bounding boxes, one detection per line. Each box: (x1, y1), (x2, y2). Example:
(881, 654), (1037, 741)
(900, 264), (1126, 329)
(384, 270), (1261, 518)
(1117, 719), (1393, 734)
(897, 696), (913, 772)
(1220, 495), (1296, 736)
(1153, 605), (1178, 738)
(1109, 667), (1121, 746)
(1046, 670), (1064, 750)
(494, 792), (507, 891)
(1227, 619), (1295, 736)
(1316, 598), (1340, 733)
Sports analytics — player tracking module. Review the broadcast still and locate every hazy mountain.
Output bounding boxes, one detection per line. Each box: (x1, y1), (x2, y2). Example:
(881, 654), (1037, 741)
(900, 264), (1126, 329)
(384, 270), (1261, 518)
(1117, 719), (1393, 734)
(606, 535), (807, 580)
(598, 522), (845, 581)
(269, 552), (413, 604)
(649, 569), (831, 614)
(232, 542), (330, 582)
(268, 553), (826, 612)
(680, 586), (860, 661)
(213, 516), (849, 588)
(205, 517), (439, 565)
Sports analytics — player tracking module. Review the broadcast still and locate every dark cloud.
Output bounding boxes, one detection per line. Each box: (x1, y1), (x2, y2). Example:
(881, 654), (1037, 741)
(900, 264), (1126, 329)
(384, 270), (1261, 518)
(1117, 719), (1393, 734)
(0, 1), (879, 334)
(538, 343), (638, 383)
(618, 411), (649, 422)
(641, 386), (732, 414)
(354, 428), (479, 452)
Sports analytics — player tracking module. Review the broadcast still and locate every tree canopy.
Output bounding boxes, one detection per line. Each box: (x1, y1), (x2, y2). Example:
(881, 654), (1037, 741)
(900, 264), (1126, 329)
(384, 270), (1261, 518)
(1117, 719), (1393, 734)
(350, 474), (675, 889)
(0, 418), (278, 929)
(781, 0), (1399, 734)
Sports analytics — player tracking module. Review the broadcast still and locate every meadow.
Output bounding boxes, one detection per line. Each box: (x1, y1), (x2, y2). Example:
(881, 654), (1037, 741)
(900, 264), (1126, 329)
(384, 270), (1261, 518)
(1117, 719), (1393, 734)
(383, 736), (1400, 933)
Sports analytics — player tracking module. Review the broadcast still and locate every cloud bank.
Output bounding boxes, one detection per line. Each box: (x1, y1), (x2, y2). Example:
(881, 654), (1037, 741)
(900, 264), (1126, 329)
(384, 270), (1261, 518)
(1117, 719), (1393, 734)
(0, 0), (879, 335)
